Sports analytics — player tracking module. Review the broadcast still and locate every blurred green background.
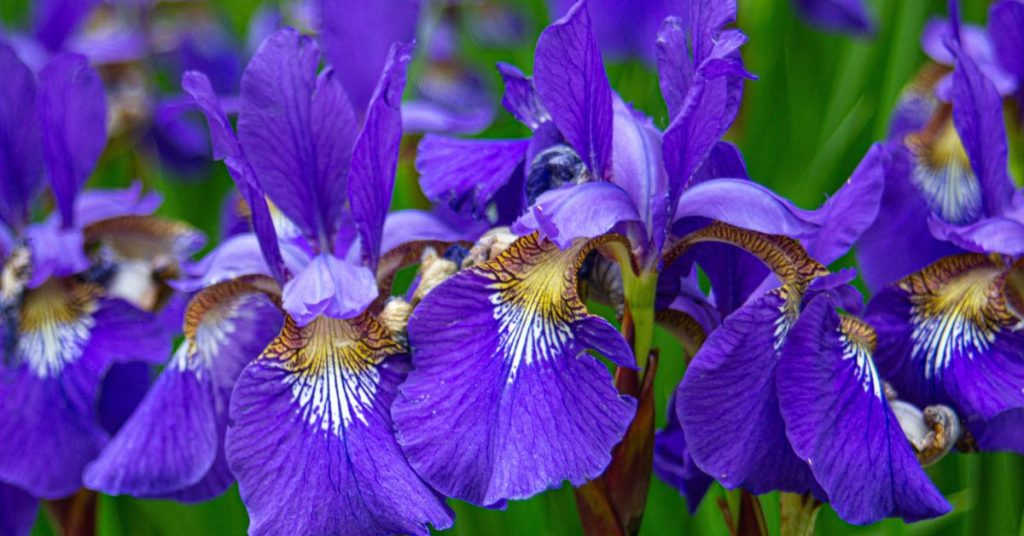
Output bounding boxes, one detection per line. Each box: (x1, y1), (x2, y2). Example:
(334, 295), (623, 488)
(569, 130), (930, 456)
(4, 0), (1023, 534)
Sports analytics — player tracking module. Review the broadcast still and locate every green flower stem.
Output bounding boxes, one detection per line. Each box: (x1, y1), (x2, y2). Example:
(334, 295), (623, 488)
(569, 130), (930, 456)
(607, 242), (658, 368)
(779, 492), (821, 536)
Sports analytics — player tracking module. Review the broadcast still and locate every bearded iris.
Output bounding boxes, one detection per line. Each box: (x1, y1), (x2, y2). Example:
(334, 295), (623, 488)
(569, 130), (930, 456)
(0, 45), (200, 533)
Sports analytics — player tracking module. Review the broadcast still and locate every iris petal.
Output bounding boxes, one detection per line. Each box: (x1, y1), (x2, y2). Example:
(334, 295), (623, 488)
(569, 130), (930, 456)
(86, 276), (283, 501)
(226, 313), (452, 536)
(868, 254), (1024, 421)
(394, 233), (636, 506)
(778, 297), (950, 524)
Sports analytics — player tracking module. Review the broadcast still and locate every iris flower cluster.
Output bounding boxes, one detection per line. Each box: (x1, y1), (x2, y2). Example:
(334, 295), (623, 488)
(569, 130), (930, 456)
(1, 0), (1022, 534)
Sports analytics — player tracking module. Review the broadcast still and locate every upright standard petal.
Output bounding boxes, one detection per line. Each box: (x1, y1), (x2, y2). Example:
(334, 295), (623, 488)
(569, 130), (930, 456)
(239, 29), (358, 246)
(0, 43), (43, 231)
(85, 276), (283, 501)
(183, 71), (287, 282)
(868, 255), (1024, 420)
(348, 42), (413, 270)
(394, 233), (636, 506)
(777, 297), (949, 524)
(226, 313), (452, 536)
(37, 53), (107, 228)
(415, 136), (529, 216)
(610, 97), (669, 254)
(533, 0), (613, 180)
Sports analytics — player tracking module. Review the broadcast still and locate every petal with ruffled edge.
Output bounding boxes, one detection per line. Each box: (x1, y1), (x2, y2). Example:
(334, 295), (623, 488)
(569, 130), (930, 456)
(512, 182), (641, 249)
(37, 53), (107, 228)
(0, 43), (43, 231)
(281, 254), (378, 326)
(867, 254), (1024, 420)
(673, 224), (828, 494)
(86, 276), (283, 501)
(534, 0), (613, 180)
(415, 136), (529, 215)
(659, 10), (753, 209)
(348, 42), (413, 270)
(778, 296), (949, 524)
(226, 313), (452, 536)
(0, 482), (37, 536)
(394, 233), (636, 506)
(0, 279), (167, 498)
(653, 395), (713, 514)
(496, 62), (549, 129)
(239, 29), (358, 245)
(792, 0), (874, 35)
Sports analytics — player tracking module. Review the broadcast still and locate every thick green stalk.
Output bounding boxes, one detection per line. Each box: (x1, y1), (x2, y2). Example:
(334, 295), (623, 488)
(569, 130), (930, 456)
(608, 242), (658, 368)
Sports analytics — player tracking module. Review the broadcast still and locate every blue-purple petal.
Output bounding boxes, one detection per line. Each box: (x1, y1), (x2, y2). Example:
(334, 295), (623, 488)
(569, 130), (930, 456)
(281, 254), (378, 325)
(348, 42), (414, 270)
(0, 43), (43, 231)
(37, 53), (107, 228)
(678, 289), (818, 494)
(533, 1), (613, 180)
(512, 182), (641, 249)
(395, 234), (635, 506)
(778, 296), (949, 524)
(415, 135), (529, 215)
(496, 62), (549, 129)
(950, 26), (1014, 219)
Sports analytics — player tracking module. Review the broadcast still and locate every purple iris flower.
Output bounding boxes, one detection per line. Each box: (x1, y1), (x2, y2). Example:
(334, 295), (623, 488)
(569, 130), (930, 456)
(0, 45), (191, 532)
(858, 3), (1020, 292)
(862, 4), (1024, 457)
(85, 28), (456, 535)
(399, 0), (897, 514)
(669, 222), (952, 523)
